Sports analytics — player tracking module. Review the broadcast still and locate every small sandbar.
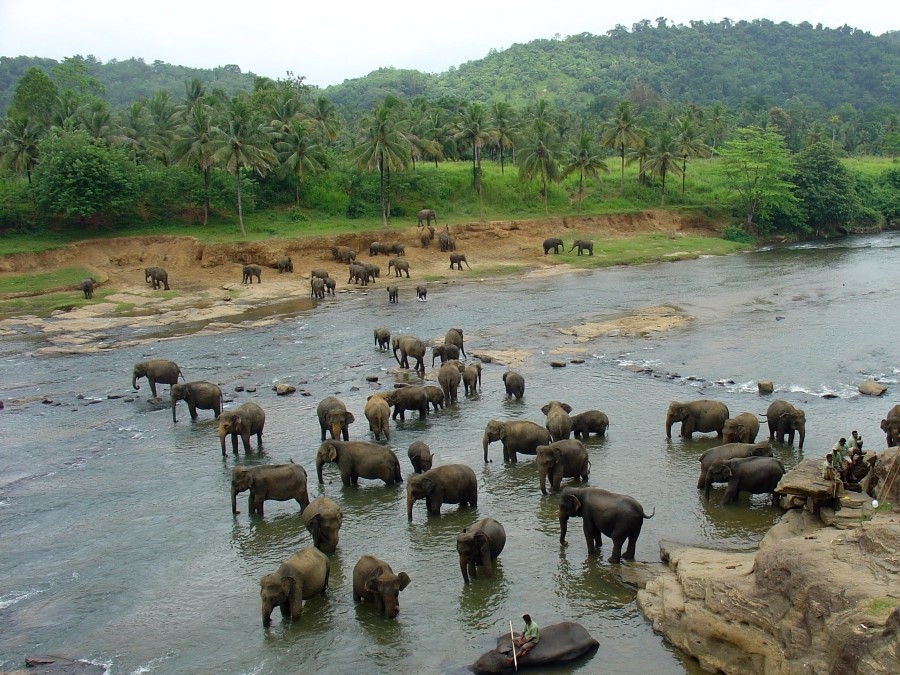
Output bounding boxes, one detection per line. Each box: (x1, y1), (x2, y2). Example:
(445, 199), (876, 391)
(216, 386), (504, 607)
(560, 305), (691, 342)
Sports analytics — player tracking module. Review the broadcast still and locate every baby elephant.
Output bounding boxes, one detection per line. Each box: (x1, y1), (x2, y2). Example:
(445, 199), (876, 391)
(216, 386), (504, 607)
(416, 285), (427, 300)
(456, 517), (506, 583)
(407, 441), (433, 473)
(449, 253), (471, 270)
(569, 239), (594, 256)
(231, 462), (309, 516)
(536, 440), (590, 495)
(241, 264), (262, 284)
(502, 371), (525, 400)
(217, 402), (266, 456)
(302, 496), (343, 554)
(260, 547), (329, 627)
(144, 266), (170, 290)
(79, 278), (96, 299)
(571, 410), (609, 439)
(352, 555), (410, 619)
(387, 285), (399, 303)
(276, 256), (293, 273)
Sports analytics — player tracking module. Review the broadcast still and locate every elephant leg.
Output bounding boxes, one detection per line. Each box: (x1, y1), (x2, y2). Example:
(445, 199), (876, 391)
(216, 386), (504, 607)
(149, 380), (159, 398)
(254, 494), (266, 516)
(622, 536), (638, 561)
(188, 402), (198, 421)
(280, 600), (290, 618)
(256, 431), (263, 450)
(583, 522), (598, 554)
(609, 538), (625, 563)
(241, 432), (252, 453)
(248, 493), (256, 514)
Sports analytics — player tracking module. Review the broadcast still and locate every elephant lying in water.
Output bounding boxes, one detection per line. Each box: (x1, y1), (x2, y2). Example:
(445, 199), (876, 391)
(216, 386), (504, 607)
(471, 621), (599, 674)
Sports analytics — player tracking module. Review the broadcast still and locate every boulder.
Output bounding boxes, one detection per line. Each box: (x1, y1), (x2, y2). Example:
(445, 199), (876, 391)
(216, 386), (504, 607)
(858, 379), (887, 396)
(274, 383), (296, 396)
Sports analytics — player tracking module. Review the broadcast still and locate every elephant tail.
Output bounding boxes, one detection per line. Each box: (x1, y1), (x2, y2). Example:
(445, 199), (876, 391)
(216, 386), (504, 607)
(641, 506), (656, 519)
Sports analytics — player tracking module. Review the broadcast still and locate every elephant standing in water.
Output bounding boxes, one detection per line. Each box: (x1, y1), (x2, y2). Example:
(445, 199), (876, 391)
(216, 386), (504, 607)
(722, 412), (761, 444)
(697, 442), (773, 494)
(438, 361), (461, 405)
(379, 386), (429, 421)
(765, 399), (806, 448)
(444, 328), (466, 358)
(217, 402), (266, 455)
(536, 440), (590, 495)
(502, 371), (525, 400)
(705, 456), (785, 505)
(302, 496), (343, 553)
(571, 410), (609, 438)
(665, 399), (730, 439)
(352, 555), (411, 619)
(406, 464), (477, 520)
(144, 266), (170, 289)
(558, 486), (654, 563)
(457, 517), (506, 583)
(392, 335), (427, 373)
(316, 396), (354, 441)
(132, 359), (183, 398)
(315, 440), (402, 487)
(364, 393), (391, 441)
(482, 419), (552, 463)
(407, 441), (433, 473)
(542, 400), (574, 441)
(260, 547), (329, 627)
(171, 381), (222, 423)
(231, 462), (308, 516)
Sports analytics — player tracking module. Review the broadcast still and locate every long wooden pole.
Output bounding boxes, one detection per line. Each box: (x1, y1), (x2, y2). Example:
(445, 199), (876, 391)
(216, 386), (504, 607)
(509, 621), (518, 671)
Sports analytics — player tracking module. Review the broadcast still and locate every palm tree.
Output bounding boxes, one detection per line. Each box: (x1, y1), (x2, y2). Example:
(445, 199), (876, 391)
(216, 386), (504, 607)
(674, 115), (711, 195)
(179, 79), (207, 116)
(209, 96), (277, 236)
(489, 101), (517, 174)
(114, 101), (151, 163)
(600, 100), (643, 194)
(275, 119), (326, 205)
(77, 99), (114, 142)
(518, 119), (562, 215)
(705, 104), (728, 154)
(563, 132), (609, 210)
(453, 102), (493, 194)
(267, 90), (304, 137)
(173, 103), (219, 225)
(311, 97), (340, 144)
(641, 129), (682, 206)
(146, 90), (179, 165)
(351, 100), (410, 227)
(829, 114), (841, 151)
(0, 115), (44, 185)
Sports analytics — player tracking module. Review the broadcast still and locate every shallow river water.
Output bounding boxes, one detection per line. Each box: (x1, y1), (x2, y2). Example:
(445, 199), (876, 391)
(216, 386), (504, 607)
(1, 233), (898, 674)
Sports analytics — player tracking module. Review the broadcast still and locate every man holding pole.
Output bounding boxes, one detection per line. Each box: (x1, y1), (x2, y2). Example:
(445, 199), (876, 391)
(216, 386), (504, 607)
(508, 614), (540, 664)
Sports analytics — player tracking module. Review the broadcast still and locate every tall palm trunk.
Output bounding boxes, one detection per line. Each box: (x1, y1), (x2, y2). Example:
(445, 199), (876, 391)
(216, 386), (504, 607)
(619, 145), (626, 193)
(236, 170), (246, 236)
(681, 157), (687, 195)
(378, 153), (387, 228)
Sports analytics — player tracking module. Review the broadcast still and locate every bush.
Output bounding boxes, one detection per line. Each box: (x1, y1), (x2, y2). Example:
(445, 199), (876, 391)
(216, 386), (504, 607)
(722, 225), (755, 243)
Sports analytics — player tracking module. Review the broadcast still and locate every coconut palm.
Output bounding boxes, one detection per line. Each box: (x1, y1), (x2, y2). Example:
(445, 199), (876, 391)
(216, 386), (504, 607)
(489, 101), (517, 174)
(275, 119), (326, 205)
(146, 90), (179, 166)
(453, 102), (493, 194)
(173, 103), (219, 225)
(674, 115), (711, 194)
(0, 116), (45, 185)
(705, 104), (728, 154)
(563, 132), (609, 210)
(641, 129), (683, 206)
(114, 101), (151, 163)
(518, 118), (562, 215)
(311, 97), (340, 144)
(600, 100), (644, 194)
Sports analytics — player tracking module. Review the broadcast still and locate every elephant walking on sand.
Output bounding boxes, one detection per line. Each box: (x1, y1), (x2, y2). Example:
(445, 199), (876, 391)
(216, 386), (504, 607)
(302, 496), (343, 554)
(482, 419), (552, 463)
(406, 464), (477, 520)
(765, 399), (806, 448)
(132, 359), (183, 398)
(315, 440), (402, 487)
(260, 547), (329, 627)
(558, 486), (654, 563)
(231, 462), (308, 516)
(217, 402), (265, 455)
(144, 266), (170, 289)
(457, 517), (506, 583)
(241, 264), (262, 284)
(171, 381), (223, 423)
(449, 254), (471, 270)
(665, 399), (730, 439)
(352, 555), (410, 619)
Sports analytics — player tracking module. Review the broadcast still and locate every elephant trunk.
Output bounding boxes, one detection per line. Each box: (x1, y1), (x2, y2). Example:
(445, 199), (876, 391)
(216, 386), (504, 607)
(330, 422), (341, 441)
(393, 347), (402, 366)
(316, 457), (325, 483)
(407, 494), (416, 521)
(482, 434), (492, 463)
(132, 372), (139, 390)
(459, 557), (470, 583)
(559, 512), (569, 545)
(665, 415), (675, 439)
(231, 487), (240, 514)
(262, 603), (273, 628)
(219, 429), (228, 457)
(539, 469), (548, 496)
(798, 428), (805, 449)
(172, 399), (179, 423)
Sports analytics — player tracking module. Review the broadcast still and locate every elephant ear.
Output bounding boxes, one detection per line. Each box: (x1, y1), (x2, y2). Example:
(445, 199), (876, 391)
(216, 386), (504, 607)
(365, 567), (385, 593)
(474, 531), (489, 551)
(561, 403), (573, 413)
(397, 572), (411, 591)
(553, 447), (563, 463)
(540, 404), (551, 415)
(345, 411), (355, 424)
(280, 575), (294, 597)
(570, 495), (583, 515)
(325, 443), (338, 462)
(307, 514), (321, 535)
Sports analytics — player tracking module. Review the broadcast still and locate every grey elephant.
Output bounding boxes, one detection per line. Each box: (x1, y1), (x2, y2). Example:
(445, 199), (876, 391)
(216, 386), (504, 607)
(323, 277), (336, 295)
(310, 268), (330, 280)
(438, 361), (461, 405)
(310, 277), (326, 299)
(457, 517), (506, 583)
(502, 371), (525, 400)
(79, 278), (96, 299)
(558, 486), (654, 563)
(536, 440), (590, 495)
(132, 359), (183, 398)
(374, 327), (391, 351)
(698, 441), (773, 494)
(416, 285), (427, 300)
(462, 362), (482, 396)
(387, 285), (398, 303)
(543, 237), (564, 255)
(241, 264), (261, 284)
(392, 335), (426, 373)
(439, 229), (456, 252)
(449, 253), (471, 270)
(348, 264), (369, 286)
(388, 258), (410, 277)
(406, 464), (477, 520)
(302, 496), (343, 554)
(380, 386), (429, 421)
(369, 241), (389, 256)
(331, 245), (356, 264)
(444, 328), (466, 358)
(407, 441), (433, 473)
(665, 399), (730, 439)
(471, 621), (599, 674)
(571, 410), (609, 438)
(423, 385), (445, 411)
(420, 227), (435, 248)
(171, 381), (223, 423)
(260, 547), (329, 627)
(705, 456), (785, 505)
(276, 256), (293, 273)
(417, 208), (437, 227)
(765, 399), (806, 448)
(364, 393), (391, 441)
(316, 396), (354, 441)
(144, 266), (170, 289)
(217, 402), (266, 456)
(389, 243), (406, 256)
(231, 462), (308, 516)
(722, 412), (761, 444)
(569, 240), (594, 256)
(542, 401), (574, 441)
(315, 440), (402, 487)
(352, 555), (410, 619)
(482, 419), (552, 463)
(432, 343), (460, 366)
(881, 404), (900, 447)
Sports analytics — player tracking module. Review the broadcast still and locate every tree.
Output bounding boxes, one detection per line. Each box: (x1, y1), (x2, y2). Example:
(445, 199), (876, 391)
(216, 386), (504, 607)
(0, 116), (44, 184)
(718, 126), (797, 233)
(674, 115), (711, 194)
(518, 118), (562, 215)
(453, 102), (493, 195)
(7, 67), (58, 126)
(563, 132), (608, 209)
(173, 103), (219, 224)
(792, 142), (860, 235)
(489, 101), (517, 174)
(311, 97), (340, 144)
(641, 128), (682, 206)
(275, 119), (326, 205)
(209, 96), (277, 236)
(600, 100), (643, 194)
(705, 104), (728, 154)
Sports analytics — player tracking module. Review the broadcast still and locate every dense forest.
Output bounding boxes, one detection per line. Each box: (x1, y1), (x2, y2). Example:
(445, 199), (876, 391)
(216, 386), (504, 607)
(0, 19), (898, 243)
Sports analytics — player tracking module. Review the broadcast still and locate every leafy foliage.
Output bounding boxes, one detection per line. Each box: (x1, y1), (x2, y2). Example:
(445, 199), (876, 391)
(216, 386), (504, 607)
(791, 143), (861, 234)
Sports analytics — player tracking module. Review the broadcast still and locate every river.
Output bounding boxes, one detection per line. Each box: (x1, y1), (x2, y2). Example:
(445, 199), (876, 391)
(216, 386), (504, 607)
(1, 233), (897, 674)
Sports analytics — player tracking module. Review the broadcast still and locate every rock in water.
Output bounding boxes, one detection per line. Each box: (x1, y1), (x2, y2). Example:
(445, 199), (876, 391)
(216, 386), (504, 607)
(858, 379), (886, 396)
(757, 380), (774, 394)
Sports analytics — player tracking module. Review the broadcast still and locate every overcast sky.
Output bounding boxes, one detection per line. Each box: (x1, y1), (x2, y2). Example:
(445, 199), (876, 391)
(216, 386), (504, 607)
(0, 1), (892, 88)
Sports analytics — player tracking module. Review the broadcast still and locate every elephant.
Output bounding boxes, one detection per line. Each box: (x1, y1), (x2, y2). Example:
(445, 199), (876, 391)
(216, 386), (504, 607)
(423, 385), (445, 411)
(471, 622), (599, 674)
(438, 362), (461, 405)
(369, 241), (390, 256)
(276, 256), (293, 273)
(387, 285), (399, 303)
(381, 386), (429, 421)
(310, 268), (330, 280)
(364, 393), (391, 441)
(407, 441), (433, 473)
(315, 440), (402, 487)
(330, 245), (356, 263)
(457, 517), (506, 583)
(323, 277), (336, 295)
(420, 227), (435, 248)
(765, 399), (806, 448)
(881, 404), (900, 447)
(705, 456), (785, 505)
(347, 264), (369, 286)
(217, 402), (266, 456)
(722, 412), (761, 444)
(665, 399), (730, 439)
(482, 419), (552, 463)
(79, 278), (96, 299)
(417, 208), (437, 227)
(571, 410), (609, 438)
(302, 496), (343, 554)
(392, 335), (426, 373)
(352, 555), (410, 619)
(462, 362), (482, 396)
(536, 440), (590, 495)
(374, 327), (391, 351)
(439, 229), (456, 252)
(389, 243), (406, 256)
(388, 258), (410, 278)
(698, 441), (773, 495)
(432, 343), (461, 366)
(449, 254), (471, 270)
(316, 396), (354, 441)
(171, 381), (223, 423)
(569, 240), (594, 256)
(241, 264), (261, 284)
(543, 237), (564, 255)
(132, 359), (183, 398)
(416, 285), (427, 300)
(260, 547), (329, 627)
(144, 266), (170, 289)
(444, 328), (466, 358)
(231, 462), (308, 516)
(558, 486), (654, 563)
(542, 401), (574, 441)
(406, 464), (477, 520)
(502, 371), (525, 400)
(361, 262), (380, 282)
(310, 277), (325, 299)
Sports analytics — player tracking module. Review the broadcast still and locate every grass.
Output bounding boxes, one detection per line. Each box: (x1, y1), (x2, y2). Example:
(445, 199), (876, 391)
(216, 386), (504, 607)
(0, 267), (95, 295)
(865, 597), (899, 617)
(556, 233), (750, 269)
(0, 289), (112, 319)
